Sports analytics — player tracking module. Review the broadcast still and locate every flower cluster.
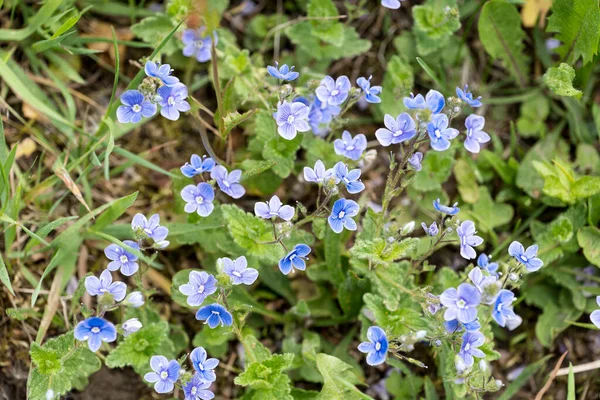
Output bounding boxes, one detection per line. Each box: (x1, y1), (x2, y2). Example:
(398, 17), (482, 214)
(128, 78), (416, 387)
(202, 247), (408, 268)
(117, 60), (190, 123)
(179, 154), (246, 217)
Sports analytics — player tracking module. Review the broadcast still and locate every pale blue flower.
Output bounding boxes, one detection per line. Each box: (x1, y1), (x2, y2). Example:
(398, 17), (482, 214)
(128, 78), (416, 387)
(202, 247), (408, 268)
(132, 213), (168, 242)
(122, 318), (142, 337)
(421, 221), (438, 237)
(427, 114), (458, 151)
(403, 90), (445, 114)
(304, 160), (333, 184)
(358, 326), (388, 366)
(381, 0), (405, 9)
(464, 114), (490, 153)
(195, 303), (233, 328)
(334, 131), (367, 160)
(254, 195), (294, 221)
(275, 101), (310, 140)
(444, 318), (481, 333)
(458, 331), (485, 367)
(409, 152), (423, 171)
(123, 291), (144, 307)
(179, 271), (218, 307)
(440, 283), (480, 323)
(492, 289), (516, 327)
(477, 253), (499, 276)
(457, 220), (483, 260)
(84, 269), (126, 301)
(267, 61), (299, 81)
(433, 198), (460, 215)
(190, 347), (219, 382)
(222, 256), (258, 285)
(145, 61), (179, 86)
(328, 198), (359, 234)
(210, 166), (245, 199)
(590, 296), (600, 329)
(316, 75), (351, 107)
(74, 317), (117, 352)
(104, 240), (140, 276)
(375, 112), (416, 146)
(184, 373), (214, 400)
(182, 29), (216, 62)
(181, 183), (215, 217)
(468, 267), (497, 294)
(333, 161), (365, 194)
(308, 97), (340, 136)
(357, 76), (382, 103)
(144, 356), (180, 394)
(456, 85), (482, 108)
(158, 83), (190, 121)
(117, 90), (156, 123)
(508, 241), (543, 272)
(181, 155), (215, 177)
(279, 244), (311, 275)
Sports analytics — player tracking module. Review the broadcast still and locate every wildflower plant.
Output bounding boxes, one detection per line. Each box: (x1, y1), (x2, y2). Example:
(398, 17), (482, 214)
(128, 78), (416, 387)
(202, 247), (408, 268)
(10, 1), (600, 399)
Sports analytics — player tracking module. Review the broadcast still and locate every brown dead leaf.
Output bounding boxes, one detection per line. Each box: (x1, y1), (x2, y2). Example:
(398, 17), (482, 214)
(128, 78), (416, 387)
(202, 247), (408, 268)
(52, 157), (94, 217)
(521, 0), (553, 28)
(14, 137), (37, 160)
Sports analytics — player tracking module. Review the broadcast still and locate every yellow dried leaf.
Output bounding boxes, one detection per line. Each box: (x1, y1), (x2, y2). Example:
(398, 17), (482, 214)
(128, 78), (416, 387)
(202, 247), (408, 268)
(522, 0), (553, 28)
(15, 137), (37, 159)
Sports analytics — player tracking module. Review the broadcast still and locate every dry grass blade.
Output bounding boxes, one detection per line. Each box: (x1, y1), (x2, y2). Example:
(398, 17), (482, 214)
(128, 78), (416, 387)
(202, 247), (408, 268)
(52, 157), (94, 217)
(535, 351), (568, 400)
(35, 267), (64, 344)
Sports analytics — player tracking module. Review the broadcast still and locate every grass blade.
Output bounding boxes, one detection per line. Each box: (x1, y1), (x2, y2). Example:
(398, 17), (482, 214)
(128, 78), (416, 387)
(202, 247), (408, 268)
(0, 252), (14, 296)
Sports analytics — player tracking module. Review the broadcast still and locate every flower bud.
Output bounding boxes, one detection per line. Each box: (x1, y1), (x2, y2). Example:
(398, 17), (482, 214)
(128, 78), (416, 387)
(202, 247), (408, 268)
(401, 221), (416, 235)
(138, 77), (159, 99)
(509, 272), (519, 282)
(123, 291), (145, 308)
(307, 79), (321, 91)
(122, 318), (143, 337)
(278, 84), (294, 101)
(153, 240), (170, 250)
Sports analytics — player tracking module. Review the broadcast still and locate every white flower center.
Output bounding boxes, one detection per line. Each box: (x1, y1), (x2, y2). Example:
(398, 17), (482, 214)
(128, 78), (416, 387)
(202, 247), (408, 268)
(456, 299), (466, 309)
(211, 311), (220, 315)
(198, 362), (204, 371)
(520, 255), (528, 262)
(375, 342), (381, 351)
(99, 288), (107, 293)
(191, 387), (198, 395)
(287, 115), (295, 124)
(160, 371), (168, 380)
(434, 129), (441, 138)
(465, 343), (471, 351)
(223, 180), (231, 188)
(289, 254), (296, 260)
(346, 145), (355, 151)
(168, 96), (175, 106)
(132, 104), (142, 113)
(144, 228), (153, 235)
(393, 130), (403, 137)
(119, 255), (128, 263)
(91, 327), (100, 333)
(338, 211), (346, 218)
(462, 236), (467, 246)
(195, 40), (204, 48)
(197, 285), (205, 294)
(233, 271), (242, 277)
(195, 195), (204, 204)
(331, 89), (339, 96)
(467, 128), (473, 137)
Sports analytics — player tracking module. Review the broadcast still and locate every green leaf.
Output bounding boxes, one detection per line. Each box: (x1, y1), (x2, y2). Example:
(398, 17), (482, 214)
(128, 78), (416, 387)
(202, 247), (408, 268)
(412, 149), (455, 192)
(497, 356), (552, 400)
(315, 353), (372, 400)
(92, 191), (137, 231)
(286, 22), (370, 61)
(263, 135), (303, 178)
(478, 0), (529, 87)
(27, 332), (101, 400)
(578, 227), (600, 267)
(131, 15), (178, 55)
(453, 158), (479, 203)
(350, 238), (418, 267)
(0, 0), (63, 41)
(567, 363), (576, 400)
(516, 93), (550, 137)
(235, 353), (295, 390)
(0, 252), (14, 296)
(464, 187), (514, 232)
(192, 324), (234, 358)
(378, 56), (414, 117)
(547, 0), (600, 65)
(307, 0), (344, 46)
(412, 0), (461, 56)
(105, 321), (175, 374)
(543, 63), (583, 99)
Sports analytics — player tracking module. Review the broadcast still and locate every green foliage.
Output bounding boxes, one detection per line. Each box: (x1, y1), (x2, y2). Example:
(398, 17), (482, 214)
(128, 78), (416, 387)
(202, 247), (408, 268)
(350, 238), (418, 267)
(105, 321), (175, 374)
(578, 227), (600, 267)
(412, 149), (456, 192)
(131, 16), (178, 55)
(533, 159), (600, 204)
(516, 93), (550, 137)
(478, 0), (530, 87)
(315, 353), (372, 400)
(547, 0), (600, 65)
(543, 63), (583, 99)
(412, 0), (461, 56)
(235, 353), (295, 400)
(28, 333), (101, 400)
(378, 56), (414, 117)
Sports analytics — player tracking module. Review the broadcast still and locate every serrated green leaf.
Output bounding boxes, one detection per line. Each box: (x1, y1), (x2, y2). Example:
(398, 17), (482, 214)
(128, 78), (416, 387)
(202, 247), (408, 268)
(543, 63), (583, 99)
(378, 56), (414, 117)
(412, 0), (461, 56)
(315, 353), (372, 400)
(578, 227), (600, 267)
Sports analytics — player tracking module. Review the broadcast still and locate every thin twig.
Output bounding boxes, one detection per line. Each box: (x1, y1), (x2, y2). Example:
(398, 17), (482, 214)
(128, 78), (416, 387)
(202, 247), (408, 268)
(535, 351), (568, 400)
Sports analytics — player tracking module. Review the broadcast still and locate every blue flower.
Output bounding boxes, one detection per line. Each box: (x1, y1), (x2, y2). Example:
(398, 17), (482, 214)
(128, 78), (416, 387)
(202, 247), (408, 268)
(456, 85), (482, 108)
(190, 346), (219, 382)
(375, 112), (416, 147)
(267, 61), (299, 81)
(427, 114), (458, 151)
(184, 373), (214, 400)
(74, 317), (117, 352)
(124, 291), (145, 308)
(196, 303), (233, 328)
(132, 213), (169, 242)
(440, 283), (480, 323)
(333, 162), (365, 194)
(408, 152), (423, 171)
(381, 0), (405, 9)
(463, 114), (490, 153)
(222, 256), (258, 285)
(421, 221), (439, 237)
(492, 289), (516, 327)
(181, 182), (215, 217)
(316, 75), (351, 107)
(477, 253), (498, 276)
(334, 131), (367, 160)
(304, 160), (333, 184)
(122, 318), (142, 337)
(433, 198), (460, 215)
(444, 318), (481, 333)
(328, 198), (359, 234)
(84, 269), (126, 301)
(508, 241), (543, 272)
(356, 76), (382, 103)
(179, 271), (218, 307)
(254, 195), (295, 221)
(308, 97), (340, 136)
(116, 90), (156, 123)
(144, 355), (181, 394)
(458, 331), (485, 367)
(182, 29), (217, 63)
(357, 326), (388, 366)
(468, 267), (497, 295)
(279, 244), (311, 275)
(275, 101), (310, 140)
(590, 296), (600, 329)
(210, 166), (245, 199)
(457, 220), (483, 260)
(403, 90), (445, 114)
(181, 154), (215, 177)
(158, 83), (190, 121)
(104, 240), (140, 276)
(144, 61), (179, 86)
